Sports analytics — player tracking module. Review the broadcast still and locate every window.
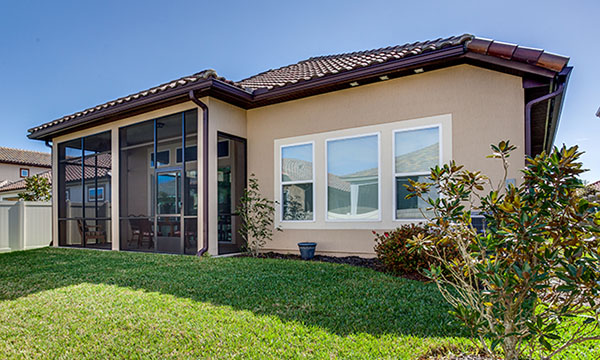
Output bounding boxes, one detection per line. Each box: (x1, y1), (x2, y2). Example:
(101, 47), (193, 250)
(20, 168), (29, 178)
(176, 146), (198, 163)
(394, 126), (440, 220)
(217, 140), (229, 158)
(150, 150), (170, 167)
(281, 142), (314, 221)
(88, 186), (105, 202)
(326, 134), (379, 221)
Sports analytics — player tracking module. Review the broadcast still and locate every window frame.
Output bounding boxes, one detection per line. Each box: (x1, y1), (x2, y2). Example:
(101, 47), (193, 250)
(279, 141), (316, 223)
(20, 168), (29, 178)
(325, 132), (381, 223)
(175, 145), (198, 164)
(392, 124), (442, 221)
(88, 185), (105, 202)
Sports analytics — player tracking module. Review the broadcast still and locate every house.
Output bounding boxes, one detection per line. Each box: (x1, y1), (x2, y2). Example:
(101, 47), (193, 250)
(0, 170), (51, 201)
(0, 147), (51, 200)
(27, 34), (571, 257)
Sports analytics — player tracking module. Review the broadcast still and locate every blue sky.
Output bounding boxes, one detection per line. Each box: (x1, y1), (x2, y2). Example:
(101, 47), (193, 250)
(1, 0), (598, 181)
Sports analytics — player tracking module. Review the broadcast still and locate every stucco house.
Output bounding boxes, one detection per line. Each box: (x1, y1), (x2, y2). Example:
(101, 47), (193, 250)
(27, 34), (571, 257)
(0, 147), (51, 200)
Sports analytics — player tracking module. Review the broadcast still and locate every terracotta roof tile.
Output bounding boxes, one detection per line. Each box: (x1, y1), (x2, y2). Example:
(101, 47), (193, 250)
(466, 38), (569, 72)
(0, 147), (51, 167)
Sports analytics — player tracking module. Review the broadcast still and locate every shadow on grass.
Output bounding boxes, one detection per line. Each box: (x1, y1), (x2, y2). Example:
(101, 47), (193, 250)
(0, 247), (465, 338)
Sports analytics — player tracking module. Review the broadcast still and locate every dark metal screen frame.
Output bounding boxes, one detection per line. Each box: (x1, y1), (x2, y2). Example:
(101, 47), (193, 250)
(57, 133), (112, 247)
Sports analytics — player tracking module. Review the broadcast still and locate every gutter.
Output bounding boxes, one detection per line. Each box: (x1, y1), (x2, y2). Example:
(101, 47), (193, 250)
(188, 90), (209, 256)
(524, 67), (570, 156)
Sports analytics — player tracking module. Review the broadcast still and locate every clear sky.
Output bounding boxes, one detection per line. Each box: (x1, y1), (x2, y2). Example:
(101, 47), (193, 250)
(1, 0), (598, 181)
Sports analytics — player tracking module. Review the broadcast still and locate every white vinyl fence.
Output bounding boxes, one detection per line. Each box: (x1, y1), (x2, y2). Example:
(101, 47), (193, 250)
(0, 201), (51, 252)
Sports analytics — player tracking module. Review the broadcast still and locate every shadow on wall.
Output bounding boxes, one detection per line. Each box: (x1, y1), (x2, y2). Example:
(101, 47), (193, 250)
(0, 247), (465, 338)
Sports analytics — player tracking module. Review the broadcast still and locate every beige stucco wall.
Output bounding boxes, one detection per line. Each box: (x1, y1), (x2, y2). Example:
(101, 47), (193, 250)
(247, 64), (525, 257)
(0, 163), (49, 184)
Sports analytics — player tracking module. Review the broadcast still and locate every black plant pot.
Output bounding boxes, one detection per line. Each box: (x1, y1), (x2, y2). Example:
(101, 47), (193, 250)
(297, 242), (317, 260)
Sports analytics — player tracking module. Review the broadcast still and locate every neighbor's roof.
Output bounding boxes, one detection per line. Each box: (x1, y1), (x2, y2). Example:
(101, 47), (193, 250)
(28, 33), (570, 140)
(0, 147), (51, 167)
(0, 153), (111, 193)
(0, 170), (51, 193)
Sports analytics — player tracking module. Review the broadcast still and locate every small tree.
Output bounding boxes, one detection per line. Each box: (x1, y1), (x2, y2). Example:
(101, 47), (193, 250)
(237, 174), (281, 257)
(407, 141), (600, 359)
(18, 175), (51, 201)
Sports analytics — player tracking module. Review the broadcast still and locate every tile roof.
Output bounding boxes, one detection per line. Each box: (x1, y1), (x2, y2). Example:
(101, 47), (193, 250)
(236, 34), (473, 91)
(28, 70), (231, 134)
(0, 153), (111, 193)
(29, 34), (570, 139)
(466, 38), (569, 72)
(0, 147), (51, 167)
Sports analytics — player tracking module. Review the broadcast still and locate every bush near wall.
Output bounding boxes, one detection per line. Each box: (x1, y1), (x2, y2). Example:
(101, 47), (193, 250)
(373, 224), (433, 275)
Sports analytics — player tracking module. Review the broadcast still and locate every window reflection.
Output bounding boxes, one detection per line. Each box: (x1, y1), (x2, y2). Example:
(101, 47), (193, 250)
(327, 134), (379, 220)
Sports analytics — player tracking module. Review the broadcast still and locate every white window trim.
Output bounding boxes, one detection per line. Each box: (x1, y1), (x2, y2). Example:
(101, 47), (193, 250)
(325, 132), (381, 223)
(280, 141), (316, 223)
(392, 124), (442, 221)
(273, 114), (452, 230)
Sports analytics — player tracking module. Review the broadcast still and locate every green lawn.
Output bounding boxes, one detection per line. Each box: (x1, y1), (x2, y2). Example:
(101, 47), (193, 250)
(0, 248), (596, 359)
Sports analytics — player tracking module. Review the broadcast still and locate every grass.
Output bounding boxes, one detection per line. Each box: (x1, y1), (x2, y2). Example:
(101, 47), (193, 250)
(0, 248), (597, 359)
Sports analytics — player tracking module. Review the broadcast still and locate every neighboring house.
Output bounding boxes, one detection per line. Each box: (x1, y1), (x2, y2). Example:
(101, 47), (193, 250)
(0, 170), (51, 201)
(28, 34), (571, 257)
(0, 147), (51, 184)
(0, 147), (51, 200)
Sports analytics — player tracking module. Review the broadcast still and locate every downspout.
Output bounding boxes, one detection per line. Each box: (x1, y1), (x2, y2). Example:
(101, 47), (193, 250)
(188, 90), (209, 256)
(524, 82), (565, 157)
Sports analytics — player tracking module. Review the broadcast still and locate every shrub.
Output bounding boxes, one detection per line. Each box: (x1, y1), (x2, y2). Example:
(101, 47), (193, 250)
(373, 224), (436, 275)
(237, 174), (281, 257)
(407, 141), (600, 360)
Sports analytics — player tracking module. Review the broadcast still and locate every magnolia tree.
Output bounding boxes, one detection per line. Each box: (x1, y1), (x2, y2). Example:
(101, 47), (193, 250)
(18, 175), (51, 201)
(238, 174), (281, 257)
(407, 141), (600, 360)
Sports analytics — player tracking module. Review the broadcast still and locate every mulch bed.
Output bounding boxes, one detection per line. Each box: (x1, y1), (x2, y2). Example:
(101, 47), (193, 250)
(244, 252), (429, 282)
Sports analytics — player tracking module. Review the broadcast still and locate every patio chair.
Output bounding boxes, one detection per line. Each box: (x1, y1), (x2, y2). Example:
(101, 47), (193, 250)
(129, 217), (154, 249)
(77, 219), (106, 246)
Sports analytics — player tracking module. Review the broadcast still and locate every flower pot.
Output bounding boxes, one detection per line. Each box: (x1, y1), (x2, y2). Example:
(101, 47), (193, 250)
(297, 242), (317, 260)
